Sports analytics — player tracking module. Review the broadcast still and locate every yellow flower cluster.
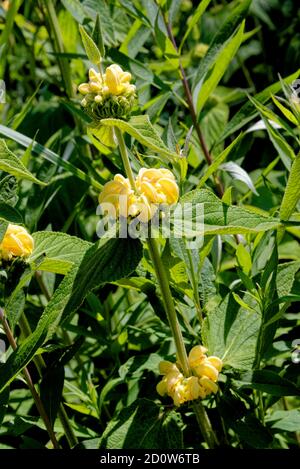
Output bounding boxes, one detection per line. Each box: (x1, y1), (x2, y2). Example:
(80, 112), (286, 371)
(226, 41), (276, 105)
(0, 224), (34, 261)
(156, 346), (222, 406)
(98, 168), (179, 222)
(78, 65), (136, 121)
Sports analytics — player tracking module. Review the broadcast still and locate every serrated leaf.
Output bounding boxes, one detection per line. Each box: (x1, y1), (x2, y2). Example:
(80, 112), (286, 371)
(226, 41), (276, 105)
(79, 25), (101, 65)
(28, 231), (92, 274)
(179, 189), (281, 235)
(0, 140), (46, 185)
(99, 116), (178, 161)
(0, 175), (18, 206)
(279, 153), (300, 221)
(0, 238), (142, 393)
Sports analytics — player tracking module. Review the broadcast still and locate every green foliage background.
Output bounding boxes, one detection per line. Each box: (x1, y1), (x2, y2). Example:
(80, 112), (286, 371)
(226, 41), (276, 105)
(0, 0), (299, 449)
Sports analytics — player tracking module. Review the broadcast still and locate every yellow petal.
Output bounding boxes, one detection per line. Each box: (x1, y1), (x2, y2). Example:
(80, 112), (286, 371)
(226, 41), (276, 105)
(207, 356), (223, 372)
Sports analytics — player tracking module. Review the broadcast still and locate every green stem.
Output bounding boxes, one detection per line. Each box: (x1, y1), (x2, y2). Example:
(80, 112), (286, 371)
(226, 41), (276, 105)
(0, 308), (60, 449)
(114, 127), (137, 190)
(41, 0), (73, 98)
(114, 129), (218, 447)
(147, 236), (190, 375)
(186, 247), (203, 325)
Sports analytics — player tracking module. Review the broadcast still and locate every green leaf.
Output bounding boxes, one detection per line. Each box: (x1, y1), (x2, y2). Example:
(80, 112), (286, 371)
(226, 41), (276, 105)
(193, 21), (245, 115)
(92, 14), (105, 58)
(0, 140), (46, 185)
(271, 95), (299, 126)
(28, 231), (92, 275)
(220, 68), (300, 141)
(0, 125), (102, 190)
(266, 409), (300, 432)
(276, 261), (300, 298)
(0, 203), (23, 224)
(236, 243), (252, 276)
(197, 133), (243, 188)
(234, 370), (300, 396)
(179, 0), (212, 52)
(203, 294), (260, 370)
(99, 116), (178, 161)
(0, 238), (142, 393)
(99, 399), (183, 449)
(179, 189), (281, 235)
(0, 175), (18, 207)
(40, 364), (64, 427)
(280, 153), (300, 221)
(79, 25), (101, 65)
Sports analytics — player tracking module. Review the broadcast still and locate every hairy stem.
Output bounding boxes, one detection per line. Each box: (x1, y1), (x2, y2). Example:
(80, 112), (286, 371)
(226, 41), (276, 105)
(115, 129), (218, 448)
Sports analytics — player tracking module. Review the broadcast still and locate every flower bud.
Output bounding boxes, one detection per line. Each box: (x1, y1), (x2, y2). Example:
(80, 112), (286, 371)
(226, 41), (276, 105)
(0, 224), (34, 261)
(188, 345), (207, 368)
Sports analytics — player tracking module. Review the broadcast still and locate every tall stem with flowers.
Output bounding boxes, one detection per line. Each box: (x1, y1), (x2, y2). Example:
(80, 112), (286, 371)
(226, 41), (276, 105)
(78, 30), (222, 448)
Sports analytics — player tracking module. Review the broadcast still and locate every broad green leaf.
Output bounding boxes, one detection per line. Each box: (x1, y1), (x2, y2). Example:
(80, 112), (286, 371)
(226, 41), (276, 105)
(194, 21), (245, 115)
(0, 125), (102, 190)
(0, 203), (22, 224)
(0, 140), (46, 185)
(220, 68), (300, 141)
(99, 116), (178, 161)
(234, 370), (300, 396)
(197, 133), (243, 188)
(179, 189), (281, 235)
(0, 238), (142, 393)
(276, 261), (300, 298)
(179, 0), (212, 52)
(266, 410), (300, 432)
(79, 25), (101, 66)
(28, 231), (92, 275)
(280, 153), (300, 221)
(203, 294), (260, 370)
(99, 399), (183, 449)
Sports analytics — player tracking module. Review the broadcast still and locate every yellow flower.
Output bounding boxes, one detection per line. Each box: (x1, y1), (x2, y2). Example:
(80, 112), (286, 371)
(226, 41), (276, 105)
(98, 174), (136, 218)
(188, 345), (208, 368)
(78, 63), (136, 121)
(157, 349), (223, 406)
(0, 224), (34, 260)
(105, 64), (135, 96)
(136, 168), (179, 205)
(98, 167), (179, 223)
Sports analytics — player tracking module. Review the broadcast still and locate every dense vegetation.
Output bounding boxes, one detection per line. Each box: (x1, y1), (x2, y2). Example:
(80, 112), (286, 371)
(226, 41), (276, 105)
(0, 0), (299, 450)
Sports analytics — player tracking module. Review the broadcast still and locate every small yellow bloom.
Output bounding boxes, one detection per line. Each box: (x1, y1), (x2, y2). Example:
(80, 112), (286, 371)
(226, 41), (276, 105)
(98, 174), (136, 218)
(199, 376), (219, 395)
(0, 224), (34, 261)
(136, 168), (179, 205)
(193, 362), (219, 382)
(188, 345), (208, 368)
